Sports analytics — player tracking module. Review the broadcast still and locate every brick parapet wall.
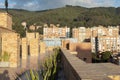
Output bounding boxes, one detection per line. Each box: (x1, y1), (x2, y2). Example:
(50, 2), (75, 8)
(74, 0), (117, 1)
(21, 38), (28, 59)
(0, 27), (15, 33)
(0, 12), (12, 30)
(60, 48), (120, 80)
(60, 48), (84, 80)
(29, 39), (39, 57)
(1, 33), (20, 67)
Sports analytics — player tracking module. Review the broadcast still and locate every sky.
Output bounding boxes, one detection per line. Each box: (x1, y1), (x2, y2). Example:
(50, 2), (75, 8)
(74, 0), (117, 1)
(0, 0), (120, 11)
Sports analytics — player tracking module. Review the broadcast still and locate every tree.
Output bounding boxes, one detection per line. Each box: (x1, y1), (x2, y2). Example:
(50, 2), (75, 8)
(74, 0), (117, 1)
(5, 0), (8, 13)
(92, 53), (101, 63)
(101, 51), (112, 62)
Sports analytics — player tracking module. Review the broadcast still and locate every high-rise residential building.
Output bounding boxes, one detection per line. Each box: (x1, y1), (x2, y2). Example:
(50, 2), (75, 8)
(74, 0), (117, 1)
(72, 25), (120, 53)
(43, 24), (70, 39)
(72, 27), (91, 42)
(91, 26), (119, 53)
(91, 26), (119, 37)
(91, 36), (120, 53)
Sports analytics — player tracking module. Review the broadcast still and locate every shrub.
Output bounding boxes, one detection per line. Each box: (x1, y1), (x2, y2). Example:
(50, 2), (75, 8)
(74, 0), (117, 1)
(3, 51), (10, 62)
(0, 51), (10, 62)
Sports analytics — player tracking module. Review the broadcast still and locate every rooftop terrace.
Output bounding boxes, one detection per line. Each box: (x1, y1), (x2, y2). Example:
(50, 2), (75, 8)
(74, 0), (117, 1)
(61, 48), (120, 80)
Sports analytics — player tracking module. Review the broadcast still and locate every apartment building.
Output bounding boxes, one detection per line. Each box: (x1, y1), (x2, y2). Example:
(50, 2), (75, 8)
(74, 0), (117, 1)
(91, 26), (119, 37)
(43, 24), (70, 39)
(91, 26), (119, 53)
(72, 27), (91, 42)
(91, 36), (120, 53)
(72, 25), (120, 53)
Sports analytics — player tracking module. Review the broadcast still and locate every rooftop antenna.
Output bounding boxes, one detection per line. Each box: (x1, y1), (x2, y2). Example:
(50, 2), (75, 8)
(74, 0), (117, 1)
(5, 0), (8, 13)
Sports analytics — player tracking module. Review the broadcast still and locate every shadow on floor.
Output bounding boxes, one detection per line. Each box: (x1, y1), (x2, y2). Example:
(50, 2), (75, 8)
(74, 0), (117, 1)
(0, 70), (10, 80)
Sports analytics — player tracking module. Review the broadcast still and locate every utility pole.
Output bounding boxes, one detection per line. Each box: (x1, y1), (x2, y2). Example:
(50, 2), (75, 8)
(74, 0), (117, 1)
(5, 0), (8, 13)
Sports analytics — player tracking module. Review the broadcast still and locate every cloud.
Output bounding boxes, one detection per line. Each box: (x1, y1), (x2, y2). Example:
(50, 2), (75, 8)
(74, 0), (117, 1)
(0, 1), (16, 8)
(66, 0), (114, 7)
(1, 0), (119, 11)
(0, 2), (4, 8)
(11, 0), (67, 11)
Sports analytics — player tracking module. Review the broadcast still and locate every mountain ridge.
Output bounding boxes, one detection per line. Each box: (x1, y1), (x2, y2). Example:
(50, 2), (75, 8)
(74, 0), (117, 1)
(0, 5), (120, 37)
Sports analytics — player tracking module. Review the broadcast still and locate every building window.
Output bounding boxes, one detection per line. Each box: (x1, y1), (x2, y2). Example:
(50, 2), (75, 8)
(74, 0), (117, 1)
(39, 45), (40, 53)
(20, 45), (22, 58)
(28, 45), (30, 56)
(83, 58), (87, 61)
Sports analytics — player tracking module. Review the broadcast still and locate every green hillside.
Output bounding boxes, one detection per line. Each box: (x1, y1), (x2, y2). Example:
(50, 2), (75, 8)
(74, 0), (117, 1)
(0, 5), (120, 37)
